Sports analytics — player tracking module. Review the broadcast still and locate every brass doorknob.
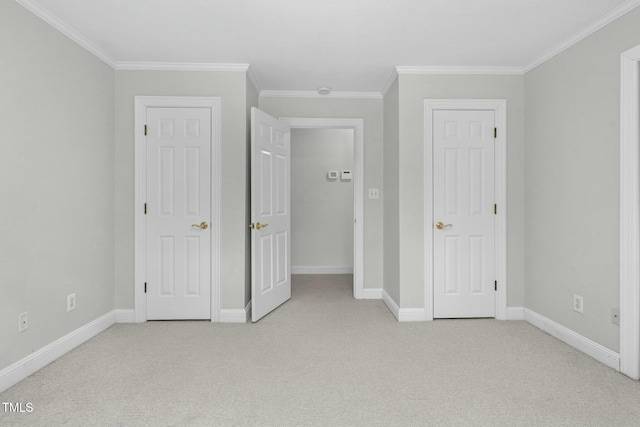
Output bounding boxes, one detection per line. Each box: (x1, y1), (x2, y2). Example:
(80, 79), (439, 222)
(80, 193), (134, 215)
(250, 222), (269, 230)
(435, 222), (452, 230)
(192, 222), (208, 230)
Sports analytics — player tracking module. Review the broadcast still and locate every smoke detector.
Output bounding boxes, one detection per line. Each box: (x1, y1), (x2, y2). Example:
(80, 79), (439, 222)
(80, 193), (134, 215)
(317, 87), (331, 95)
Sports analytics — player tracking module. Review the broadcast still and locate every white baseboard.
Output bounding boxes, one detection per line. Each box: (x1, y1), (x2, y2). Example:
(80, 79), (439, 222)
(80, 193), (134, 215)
(219, 301), (251, 323)
(381, 290), (427, 321)
(115, 309), (135, 323)
(506, 307), (525, 320)
(363, 288), (382, 299)
(382, 289), (400, 320)
(291, 266), (353, 274)
(381, 293), (522, 322)
(0, 310), (116, 393)
(398, 308), (428, 322)
(524, 308), (620, 371)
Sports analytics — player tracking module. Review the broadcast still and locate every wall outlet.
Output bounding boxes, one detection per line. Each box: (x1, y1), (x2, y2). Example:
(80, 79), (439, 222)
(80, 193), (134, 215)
(573, 294), (584, 313)
(368, 188), (379, 199)
(19, 312), (29, 333)
(612, 308), (620, 325)
(67, 293), (76, 312)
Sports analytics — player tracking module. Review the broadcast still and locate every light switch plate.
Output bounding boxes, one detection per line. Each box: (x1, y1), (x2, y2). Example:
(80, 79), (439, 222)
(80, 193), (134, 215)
(368, 188), (379, 199)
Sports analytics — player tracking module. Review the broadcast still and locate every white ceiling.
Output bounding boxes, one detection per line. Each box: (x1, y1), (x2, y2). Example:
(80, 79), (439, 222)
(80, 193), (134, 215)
(20, 0), (640, 93)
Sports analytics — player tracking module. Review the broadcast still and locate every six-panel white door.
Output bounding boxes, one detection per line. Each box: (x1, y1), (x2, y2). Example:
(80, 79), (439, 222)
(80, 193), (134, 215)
(146, 107), (212, 320)
(251, 108), (291, 322)
(433, 110), (496, 318)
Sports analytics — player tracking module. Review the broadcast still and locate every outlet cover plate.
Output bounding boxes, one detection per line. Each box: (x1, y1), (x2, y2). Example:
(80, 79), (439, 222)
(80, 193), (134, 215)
(67, 293), (76, 312)
(612, 308), (620, 325)
(573, 294), (584, 314)
(19, 312), (29, 333)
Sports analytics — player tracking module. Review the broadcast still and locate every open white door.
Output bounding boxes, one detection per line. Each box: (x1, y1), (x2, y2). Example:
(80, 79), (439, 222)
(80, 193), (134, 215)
(251, 108), (291, 322)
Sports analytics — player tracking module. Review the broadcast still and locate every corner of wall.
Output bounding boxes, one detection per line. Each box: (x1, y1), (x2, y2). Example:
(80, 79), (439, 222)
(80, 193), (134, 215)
(244, 74), (259, 308)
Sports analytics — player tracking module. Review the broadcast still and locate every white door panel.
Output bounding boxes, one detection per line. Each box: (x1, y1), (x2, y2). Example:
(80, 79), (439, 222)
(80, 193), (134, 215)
(251, 108), (291, 322)
(433, 110), (495, 318)
(146, 107), (212, 320)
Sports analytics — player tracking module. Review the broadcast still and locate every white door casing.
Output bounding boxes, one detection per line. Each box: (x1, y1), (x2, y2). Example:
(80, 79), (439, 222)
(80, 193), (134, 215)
(251, 108), (292, 322)
(424, 100), (507, 321)
(433, 110), (496, 318)
(134, 97), (221, 323)
(145, 107), (211, 319)
(620, 44), (640, 380)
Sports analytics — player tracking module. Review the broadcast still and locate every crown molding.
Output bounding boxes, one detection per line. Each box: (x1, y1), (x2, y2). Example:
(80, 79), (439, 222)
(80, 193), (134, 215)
(259, 90), (382, 99)
(524, 0), (640, 73)
(380, 69), (399, 97)
(17, 0), (117, 68)
(396, 66), (524, 75)
(115, 62), (250, 72)
(247, 66), (261, 94)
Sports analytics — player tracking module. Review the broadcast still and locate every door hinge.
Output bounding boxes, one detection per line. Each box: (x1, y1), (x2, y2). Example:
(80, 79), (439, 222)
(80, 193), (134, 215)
(144, 124), (148, 136)
(144, 282), (147, 293)
(495, 281), (497, 291)
(494, 204), (497, 215)
(144, 203), (147, 215)
(494, 128), (497, 138)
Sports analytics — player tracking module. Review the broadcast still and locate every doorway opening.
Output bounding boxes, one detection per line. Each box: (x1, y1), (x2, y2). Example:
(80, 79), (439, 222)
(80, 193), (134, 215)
(280, 118), (365, 299)
(290, 128), (354, 296)
(291, 128), (354, 273)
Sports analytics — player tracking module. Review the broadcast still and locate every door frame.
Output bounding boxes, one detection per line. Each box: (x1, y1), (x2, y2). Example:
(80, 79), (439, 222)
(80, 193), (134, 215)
(279, 117), (364, 299)
(133, 96), (221, 323)
(620, 44), (640, 380)
(424, 100), (507, 320)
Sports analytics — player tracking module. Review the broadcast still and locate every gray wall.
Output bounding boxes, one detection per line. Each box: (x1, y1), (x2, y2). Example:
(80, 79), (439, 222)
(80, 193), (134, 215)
(383, 79), (400, 303)
(114, 71), (250, 310)
(397, 74), (526, 308)
(524, 6), (640, 352)
(291, 129), (354, 268)
(0, 1), (115, 370)
(259, 97), (384, 290)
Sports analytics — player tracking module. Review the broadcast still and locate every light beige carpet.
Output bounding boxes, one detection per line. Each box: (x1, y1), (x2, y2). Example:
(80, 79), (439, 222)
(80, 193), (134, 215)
(1, 274), (639, 426)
